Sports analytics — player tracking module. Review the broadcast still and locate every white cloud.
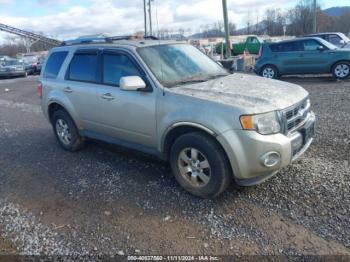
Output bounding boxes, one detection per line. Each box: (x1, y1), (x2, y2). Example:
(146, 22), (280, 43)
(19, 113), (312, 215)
(0, 0), (298, 41)
(0, 0), (13, 4)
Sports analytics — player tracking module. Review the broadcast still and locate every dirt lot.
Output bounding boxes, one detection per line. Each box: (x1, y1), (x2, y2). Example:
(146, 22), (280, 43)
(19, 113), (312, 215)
(0, 75), (349, 257)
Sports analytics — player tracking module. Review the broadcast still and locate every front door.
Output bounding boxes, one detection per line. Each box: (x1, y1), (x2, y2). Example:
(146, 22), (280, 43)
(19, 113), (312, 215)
(91, 50), (157, 148)
(298, 39), (330, 74)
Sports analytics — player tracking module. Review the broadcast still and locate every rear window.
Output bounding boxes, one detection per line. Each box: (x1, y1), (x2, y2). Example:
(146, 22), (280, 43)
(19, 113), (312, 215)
(43, 51), (68, 79)
(68, 53), (98, 83)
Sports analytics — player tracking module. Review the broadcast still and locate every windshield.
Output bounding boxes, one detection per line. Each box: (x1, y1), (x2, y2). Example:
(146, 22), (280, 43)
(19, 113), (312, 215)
(137, 44), (228, 87)
(339, 33), (350, 43)
(317, 38), (338, 50)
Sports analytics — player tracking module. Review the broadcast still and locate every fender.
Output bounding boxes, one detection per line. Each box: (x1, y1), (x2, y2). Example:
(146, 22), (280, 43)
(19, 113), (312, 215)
(160, 121), (217, 153)
(46, 92), (83, 130)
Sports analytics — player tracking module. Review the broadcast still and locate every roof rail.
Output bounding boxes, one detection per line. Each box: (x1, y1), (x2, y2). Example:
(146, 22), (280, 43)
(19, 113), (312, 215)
(60, 35), (159, 46)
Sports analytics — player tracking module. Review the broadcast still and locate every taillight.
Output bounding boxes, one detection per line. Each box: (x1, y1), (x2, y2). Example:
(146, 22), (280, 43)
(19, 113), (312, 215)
(37, 82), (43, 98)
(257, 46), (263, 60)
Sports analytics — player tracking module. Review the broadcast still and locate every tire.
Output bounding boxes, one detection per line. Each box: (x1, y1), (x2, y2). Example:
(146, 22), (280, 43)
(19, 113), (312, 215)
(332, 61), (350, 80)
(260, 65), (278, 79)
(52, 110), (85, 152)
(170, 132), (232, 198)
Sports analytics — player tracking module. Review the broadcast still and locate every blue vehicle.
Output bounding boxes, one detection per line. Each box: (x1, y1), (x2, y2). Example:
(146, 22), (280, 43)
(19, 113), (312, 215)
(254, 37), (350, 79)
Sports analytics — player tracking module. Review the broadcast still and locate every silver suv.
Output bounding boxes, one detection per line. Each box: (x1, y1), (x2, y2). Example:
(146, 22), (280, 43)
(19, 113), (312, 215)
(39, 37), (315, 198)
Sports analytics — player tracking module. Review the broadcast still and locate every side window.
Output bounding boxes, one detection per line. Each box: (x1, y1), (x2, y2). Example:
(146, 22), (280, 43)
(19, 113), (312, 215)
(68, 53), (98, 83)
(103, 53), (142, 86)
(303, 40), (321, 51)
(270, 42), (303, 52)
(43, 51), (68, 79)
(270, 43), (282, 52)
(328, 35), (341, 46)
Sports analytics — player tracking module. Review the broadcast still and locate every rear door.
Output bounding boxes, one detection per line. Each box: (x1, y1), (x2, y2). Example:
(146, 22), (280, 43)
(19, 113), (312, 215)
(64, 49), (102, 130)
(270, 41), (304, 74)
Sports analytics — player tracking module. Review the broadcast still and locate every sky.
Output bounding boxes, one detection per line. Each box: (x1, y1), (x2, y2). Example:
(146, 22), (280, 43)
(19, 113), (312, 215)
(0, 0), (349, 42)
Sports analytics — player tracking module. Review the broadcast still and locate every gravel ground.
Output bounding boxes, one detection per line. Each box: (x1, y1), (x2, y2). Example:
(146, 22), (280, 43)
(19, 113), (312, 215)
(0, 75), (349, 256)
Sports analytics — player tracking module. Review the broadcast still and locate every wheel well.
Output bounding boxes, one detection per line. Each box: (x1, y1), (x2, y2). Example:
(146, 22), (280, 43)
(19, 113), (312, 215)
(331, 60), (350, 72)
(163, 126), (221, 160)
(48, 103), (66, 124)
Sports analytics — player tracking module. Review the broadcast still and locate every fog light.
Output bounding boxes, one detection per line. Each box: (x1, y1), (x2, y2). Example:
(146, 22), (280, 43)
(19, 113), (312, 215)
(261, 152), (281, 167)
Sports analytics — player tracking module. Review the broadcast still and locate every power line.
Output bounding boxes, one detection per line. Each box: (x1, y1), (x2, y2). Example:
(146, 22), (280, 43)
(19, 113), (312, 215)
(0, 23), (61, 46)
(148, 0), (153, 36)
(143, 0), (148, 36)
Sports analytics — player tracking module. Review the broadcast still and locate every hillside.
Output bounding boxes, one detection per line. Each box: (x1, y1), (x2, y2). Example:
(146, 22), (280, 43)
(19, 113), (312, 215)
(323, 6), (350, 16)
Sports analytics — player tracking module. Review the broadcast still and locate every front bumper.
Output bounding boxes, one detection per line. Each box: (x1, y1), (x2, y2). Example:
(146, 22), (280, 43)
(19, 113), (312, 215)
(0, 71), (25, 77)
(217, 112), (316, 186)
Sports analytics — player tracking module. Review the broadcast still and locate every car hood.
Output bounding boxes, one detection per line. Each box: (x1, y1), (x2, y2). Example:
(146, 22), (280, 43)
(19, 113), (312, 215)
(169, 73), (309, 113)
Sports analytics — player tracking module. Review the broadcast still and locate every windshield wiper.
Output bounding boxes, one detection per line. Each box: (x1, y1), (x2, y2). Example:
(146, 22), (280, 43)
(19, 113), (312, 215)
(169, 73), (229, 88)
(171, 78), (209, 87)
(207, 73), (229, 80)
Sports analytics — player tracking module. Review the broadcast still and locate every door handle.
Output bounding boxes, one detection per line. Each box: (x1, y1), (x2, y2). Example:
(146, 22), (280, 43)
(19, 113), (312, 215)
(101, 93), (115, 101)
(63, 87), (73, 93)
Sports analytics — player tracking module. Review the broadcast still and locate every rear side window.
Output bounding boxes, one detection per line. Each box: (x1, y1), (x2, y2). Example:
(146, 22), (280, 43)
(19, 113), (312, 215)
(43, 51), (68, 79)
(103, 53), (142, 86)
(68, 53), (98, 83)
(270, 41), (303, 52)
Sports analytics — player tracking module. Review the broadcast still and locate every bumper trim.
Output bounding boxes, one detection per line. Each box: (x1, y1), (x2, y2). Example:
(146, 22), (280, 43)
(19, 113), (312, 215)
(292, 137), (313, 162)
(235, 171), (279, 187)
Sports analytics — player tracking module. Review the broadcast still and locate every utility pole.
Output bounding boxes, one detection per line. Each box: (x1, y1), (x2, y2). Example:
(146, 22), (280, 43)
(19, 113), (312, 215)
(148, 0), (153, 36)
(222, 0), (231, 58)
(144, 0), (148, 36)
(313, 0), (317, 33)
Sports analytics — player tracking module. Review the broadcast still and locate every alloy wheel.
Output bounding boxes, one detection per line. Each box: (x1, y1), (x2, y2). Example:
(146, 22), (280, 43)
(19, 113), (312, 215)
(56, 119), (72, 146)
(334, 64), (350, 78)
(262, 67), (275, 79)
(177, 148), (211, 188)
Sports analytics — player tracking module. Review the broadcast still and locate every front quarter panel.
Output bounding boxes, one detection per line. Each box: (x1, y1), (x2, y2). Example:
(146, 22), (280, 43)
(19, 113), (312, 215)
(157, 91), (244, 152)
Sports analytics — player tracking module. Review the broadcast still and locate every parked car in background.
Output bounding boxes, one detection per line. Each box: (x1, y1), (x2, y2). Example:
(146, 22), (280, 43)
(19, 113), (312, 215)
(22, 54), (44, 75)
(39, 38), (315, 198)
(231, 36), (264, 55)
(36, 57), (45, 74)
(305, 32), (350, 49)
(216, 36), (264, 56)
(0, 59), (27, 78)
(255, 37), (350, 80)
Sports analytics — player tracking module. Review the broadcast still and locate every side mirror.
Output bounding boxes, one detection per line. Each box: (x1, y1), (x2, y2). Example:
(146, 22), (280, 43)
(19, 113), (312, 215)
(317, 46), (325, 51)
(340, 40), (345, 45)
(120, 76), (150, 92)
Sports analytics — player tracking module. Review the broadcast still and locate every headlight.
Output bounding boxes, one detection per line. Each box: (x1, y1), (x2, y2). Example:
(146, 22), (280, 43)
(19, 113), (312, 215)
(240, 111), (281, 135)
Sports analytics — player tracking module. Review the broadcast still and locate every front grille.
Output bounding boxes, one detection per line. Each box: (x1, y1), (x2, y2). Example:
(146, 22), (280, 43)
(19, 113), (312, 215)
(283, 99), (310, 133)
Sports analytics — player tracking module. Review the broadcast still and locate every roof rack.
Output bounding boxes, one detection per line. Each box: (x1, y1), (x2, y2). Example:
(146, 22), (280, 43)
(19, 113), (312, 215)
(61, 35), (159, 46)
